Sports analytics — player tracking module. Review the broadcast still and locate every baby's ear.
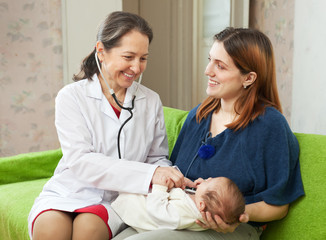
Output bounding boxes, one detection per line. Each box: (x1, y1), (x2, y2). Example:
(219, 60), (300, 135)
(198, 200), (206, 211)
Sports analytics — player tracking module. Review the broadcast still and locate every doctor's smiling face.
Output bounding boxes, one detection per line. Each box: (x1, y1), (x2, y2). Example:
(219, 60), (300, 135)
(96, 30), (149, 92)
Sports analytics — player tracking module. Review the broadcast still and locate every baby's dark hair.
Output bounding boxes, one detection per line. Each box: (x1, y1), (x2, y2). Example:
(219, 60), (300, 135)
(202, 178), (245, 224)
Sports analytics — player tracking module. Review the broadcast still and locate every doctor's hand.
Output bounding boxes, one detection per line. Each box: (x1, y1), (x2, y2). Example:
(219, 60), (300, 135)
(184, 177), (196, 189)
(152, 167), (185, 190)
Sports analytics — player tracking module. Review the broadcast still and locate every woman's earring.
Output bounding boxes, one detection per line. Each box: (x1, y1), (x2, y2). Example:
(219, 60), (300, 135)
(244, 85), (247, 89)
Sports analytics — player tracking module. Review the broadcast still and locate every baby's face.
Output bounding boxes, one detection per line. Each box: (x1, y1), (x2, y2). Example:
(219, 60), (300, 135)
(195, 177), (225, 201)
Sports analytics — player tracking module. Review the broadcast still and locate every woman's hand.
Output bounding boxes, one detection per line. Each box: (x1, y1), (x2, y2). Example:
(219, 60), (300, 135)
(196, 211), (249, 233)
(152, 167), (185, 190)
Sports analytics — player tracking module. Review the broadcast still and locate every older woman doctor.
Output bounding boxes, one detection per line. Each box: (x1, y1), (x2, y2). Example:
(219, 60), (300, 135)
(28, 11), (184, 240)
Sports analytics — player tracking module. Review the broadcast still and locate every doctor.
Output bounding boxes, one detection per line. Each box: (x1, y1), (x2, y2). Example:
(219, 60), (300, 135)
(28, 11), (184, 240)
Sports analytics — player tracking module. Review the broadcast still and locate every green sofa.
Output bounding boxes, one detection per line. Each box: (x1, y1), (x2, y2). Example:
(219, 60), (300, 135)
(0, 107), (325, 240)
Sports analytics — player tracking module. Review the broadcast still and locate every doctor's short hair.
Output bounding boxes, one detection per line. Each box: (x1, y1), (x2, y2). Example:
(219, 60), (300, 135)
(73, 11), (153, 81)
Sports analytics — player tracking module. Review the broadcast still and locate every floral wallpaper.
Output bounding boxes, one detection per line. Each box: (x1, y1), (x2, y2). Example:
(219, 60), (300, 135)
(0, 0), (296, 157)
(250, 0), (295, 123)
(0, 0), (63, 156)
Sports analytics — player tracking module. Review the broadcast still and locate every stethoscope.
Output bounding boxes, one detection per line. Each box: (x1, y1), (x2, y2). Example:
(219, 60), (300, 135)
(95, 51), (142, 159)
(184, 131), (216, 177)
(173, 132), (216, 194)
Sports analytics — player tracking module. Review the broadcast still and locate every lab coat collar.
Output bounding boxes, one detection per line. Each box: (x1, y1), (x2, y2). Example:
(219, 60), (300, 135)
(126, 81), (146, 103)
(86, 74), (146, 102)
(86, 74), (146, 120)
(85, 74), (103, 100)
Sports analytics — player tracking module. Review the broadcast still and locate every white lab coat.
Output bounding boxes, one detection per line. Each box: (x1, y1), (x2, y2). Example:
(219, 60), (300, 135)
(28, 75), (171, 238)
(111, 184), (205, 232)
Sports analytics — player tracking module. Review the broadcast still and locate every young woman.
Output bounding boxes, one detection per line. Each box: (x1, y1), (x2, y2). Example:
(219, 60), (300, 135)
(113, 27), (304, 240)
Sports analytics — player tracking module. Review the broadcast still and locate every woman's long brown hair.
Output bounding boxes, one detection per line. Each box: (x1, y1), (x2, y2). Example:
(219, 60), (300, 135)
(197, 28), (281, 131)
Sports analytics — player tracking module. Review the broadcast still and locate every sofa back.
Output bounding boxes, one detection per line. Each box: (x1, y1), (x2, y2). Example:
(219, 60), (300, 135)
(0, 148), (62, 185)
(163, 106), (189, 156)
(261, 133), (326, 240)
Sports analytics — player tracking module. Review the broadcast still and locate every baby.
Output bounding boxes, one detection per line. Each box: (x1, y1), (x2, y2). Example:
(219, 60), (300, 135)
(111, 175), (245, 232)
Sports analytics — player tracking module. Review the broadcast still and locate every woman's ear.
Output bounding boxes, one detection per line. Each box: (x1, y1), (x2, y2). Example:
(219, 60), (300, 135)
(243, 72), (257, 89)
(96, 41), (104, 54)
(96, 41), (105, 62)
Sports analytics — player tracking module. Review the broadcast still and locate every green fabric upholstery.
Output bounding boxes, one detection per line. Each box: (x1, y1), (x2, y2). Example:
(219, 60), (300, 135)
(261, 133), (326, 240)
(0, 178), (49, 240)
(0, 149), (62, 185)
(0, 107), (325, 240)
(163, 106), (188, 156)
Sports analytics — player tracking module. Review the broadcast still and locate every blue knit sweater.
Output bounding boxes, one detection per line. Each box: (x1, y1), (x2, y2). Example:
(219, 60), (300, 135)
(171, 105), (304, 209)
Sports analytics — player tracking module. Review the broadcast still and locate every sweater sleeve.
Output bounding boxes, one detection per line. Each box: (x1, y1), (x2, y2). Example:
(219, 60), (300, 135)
(247, 108), (304, 205)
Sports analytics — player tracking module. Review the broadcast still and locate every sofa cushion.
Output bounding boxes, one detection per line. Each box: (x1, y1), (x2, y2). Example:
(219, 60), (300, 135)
(261, 133), (326, 239)
(0, 107), (188, 240)
(0, 178), (49, 240)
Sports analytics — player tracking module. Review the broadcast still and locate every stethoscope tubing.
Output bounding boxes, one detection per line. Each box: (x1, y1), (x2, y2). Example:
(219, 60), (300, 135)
(184, 132), (215, 178)
(95, 51), (141, 159)
(115, 95), (136, 159)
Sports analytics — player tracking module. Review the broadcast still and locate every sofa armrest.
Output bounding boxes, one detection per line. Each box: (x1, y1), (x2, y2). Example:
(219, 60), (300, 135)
(0, 148), (62, 185)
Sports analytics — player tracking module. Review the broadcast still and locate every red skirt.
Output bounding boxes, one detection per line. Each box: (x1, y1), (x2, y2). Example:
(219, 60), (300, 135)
(32, 204), (112, 239)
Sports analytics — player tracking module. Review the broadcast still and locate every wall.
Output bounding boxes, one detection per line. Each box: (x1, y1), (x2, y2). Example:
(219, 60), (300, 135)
(291, 0), (326, 134)
(1, 0), (325, 156)
(62, 0), (122, 84)
(0, 0), (122, 157)
(123, 0), (194, 110)
(0, 0), (63, 156)
(250, 0), (295, 123)
(250, 0), (326, 135)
